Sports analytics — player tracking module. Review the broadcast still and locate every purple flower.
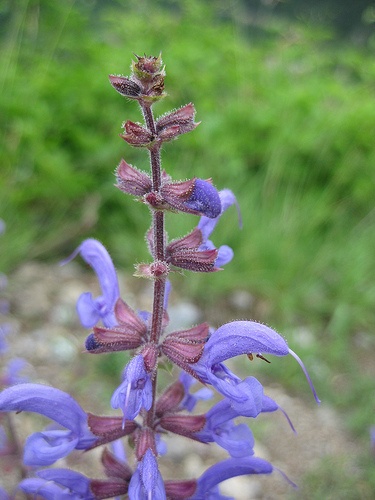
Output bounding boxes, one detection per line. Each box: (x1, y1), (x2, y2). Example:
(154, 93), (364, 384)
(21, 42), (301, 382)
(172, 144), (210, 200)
(19, 469), (93, 499)
(0, 487), (10, 500)
(111, 355), (153, 421)
(61, 239), (120, 328)
(0, 384), (96, 466)
(184, 179), (221, 218)
(1, 357), (29, 386)
(198, 189), (241, 267)
(161, 178), (222, 218)
(201, 321), (320, 405)
(0, 323), (11, 354)
(196, 398), (255, 458)
(179, 371), (213, 412)
(128, 449), (166, 500)
(192, 456), (273, 499)
(192, 355), (265, 417)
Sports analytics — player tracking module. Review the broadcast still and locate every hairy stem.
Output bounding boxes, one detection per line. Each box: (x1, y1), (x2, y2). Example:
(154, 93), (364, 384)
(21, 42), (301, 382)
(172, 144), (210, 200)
(140, 102), (167, 426)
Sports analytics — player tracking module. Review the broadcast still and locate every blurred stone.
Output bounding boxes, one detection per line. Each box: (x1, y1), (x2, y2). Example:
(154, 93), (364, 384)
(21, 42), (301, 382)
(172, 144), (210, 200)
(229, 289), (255, 311)
(168, 301), (202, 331)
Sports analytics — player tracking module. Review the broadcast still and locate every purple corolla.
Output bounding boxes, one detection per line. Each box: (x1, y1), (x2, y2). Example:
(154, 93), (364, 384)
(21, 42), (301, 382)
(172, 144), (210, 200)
(19, 469), (93, 499)
(192, 456), (273, 499)
(0, 383), (96, 466)
(184, 179), (222, 219)
(111, 355), (153, 422)
(197, 189), (241, 267)
(194, 321), (320, 411)
(179, 371), (213, 412)
(61, 238), (120, 328)
(128, 449), (166, 500)
(196, 398), (255, 458)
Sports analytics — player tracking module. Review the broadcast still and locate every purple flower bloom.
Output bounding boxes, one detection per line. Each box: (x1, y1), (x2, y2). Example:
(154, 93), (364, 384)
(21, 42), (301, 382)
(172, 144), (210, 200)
(61, 239), (120, 328)
(156, 178), (221, 218)
(0, 487), (10, 500)
(19, 469), (93, 499)
(192, 456), (273, 499)
(1, 357), (29, 386)
(179, 371), (213, 412)
(198, 189), (241, 267)
(111, 355), (153, 421)
(192, 355), (265, 417)
(0, 384), (96, 466)
(128, 449), (166, 500)
(0, 323), (11, 354)
(202, 321), (320, 404)
(184, 179), (221, 218)
(196, 398), (255, 457)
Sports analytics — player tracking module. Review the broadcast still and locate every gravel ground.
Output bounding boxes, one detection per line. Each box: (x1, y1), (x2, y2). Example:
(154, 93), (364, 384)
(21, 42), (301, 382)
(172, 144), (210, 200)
(0, 262), (368, 499)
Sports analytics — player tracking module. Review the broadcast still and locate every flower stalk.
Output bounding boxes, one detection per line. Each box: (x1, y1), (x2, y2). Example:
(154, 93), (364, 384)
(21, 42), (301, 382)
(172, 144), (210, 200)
(0, 54), (320, 499)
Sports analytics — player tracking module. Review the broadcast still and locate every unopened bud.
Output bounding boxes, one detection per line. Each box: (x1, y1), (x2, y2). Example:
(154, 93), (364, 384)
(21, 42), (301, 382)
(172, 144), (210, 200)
(167, 248), (219, 273)
(155, 380), (185, 416)
(131, 54), (166, 103)
(120, 121), (154, 147)
(101, 448), (133, 481)
(109, 75), (142, 99)
(90, 480), (128, 498)
(134, 260), (170, 280)
(156, 103), (200, 142)
(160, 414), (206, 437)
(132, 53), (165, 81)
(165, 480), (197, 499)
(116, 159), (152, 196)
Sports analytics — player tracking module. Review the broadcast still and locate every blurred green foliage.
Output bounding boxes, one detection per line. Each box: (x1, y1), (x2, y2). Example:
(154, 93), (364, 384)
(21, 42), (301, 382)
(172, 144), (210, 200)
(1, 0), (374, 496)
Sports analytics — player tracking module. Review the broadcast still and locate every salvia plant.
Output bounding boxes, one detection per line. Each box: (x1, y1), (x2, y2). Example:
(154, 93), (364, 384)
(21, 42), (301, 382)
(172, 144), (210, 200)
(0, 55), (320, 499)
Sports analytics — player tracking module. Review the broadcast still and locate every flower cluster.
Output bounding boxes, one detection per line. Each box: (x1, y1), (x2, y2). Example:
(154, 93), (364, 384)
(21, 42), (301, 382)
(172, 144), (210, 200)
(0, 55), (319, 499)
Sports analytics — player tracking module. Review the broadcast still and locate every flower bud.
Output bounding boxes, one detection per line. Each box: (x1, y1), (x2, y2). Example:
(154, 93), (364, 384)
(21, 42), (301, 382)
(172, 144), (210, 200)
(101, 448), (133, 481)
(90, 480), (129, 499)
(161, 323), (209, 376)
(156, 103), (200, 142)
(155, 381), (185, 416)
(85, 324), (143, 354)
(167, 248), (220, 273)
(87, 413), (137, 448)
(161, 178), (221, 218)
(109, 75), (142, 99)
(120, 121), (154, 147)
(132, 54), (166, 102)
(167, 228), (203, 253)
(114, 298), (148, 336)
(110, 54), (166, 104)
(160, 414), (206, 437)
(116, 159), (152, 197)
(134, 260), (170, 280)
(164, 480), (197, 499)
(132, 53), (165, 81)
